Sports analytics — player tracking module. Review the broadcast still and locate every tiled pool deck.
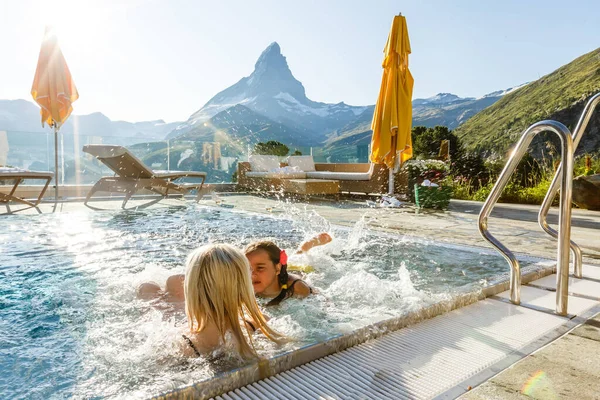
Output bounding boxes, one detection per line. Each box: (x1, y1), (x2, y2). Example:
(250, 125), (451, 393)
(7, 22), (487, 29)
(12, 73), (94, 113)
(3, 193), (600, 399)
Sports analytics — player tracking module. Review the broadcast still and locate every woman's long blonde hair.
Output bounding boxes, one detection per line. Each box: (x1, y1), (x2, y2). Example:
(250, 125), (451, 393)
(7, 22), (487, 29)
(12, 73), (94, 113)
(184, 243), (284, 358)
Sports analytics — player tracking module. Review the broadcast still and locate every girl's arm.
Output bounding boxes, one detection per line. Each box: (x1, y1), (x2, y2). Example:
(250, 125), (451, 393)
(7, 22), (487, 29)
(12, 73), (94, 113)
(296, 232), (332, 254)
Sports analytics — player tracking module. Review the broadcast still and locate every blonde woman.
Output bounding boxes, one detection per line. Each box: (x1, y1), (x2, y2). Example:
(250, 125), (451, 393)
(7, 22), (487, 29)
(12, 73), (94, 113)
(139, 243), (284, 358)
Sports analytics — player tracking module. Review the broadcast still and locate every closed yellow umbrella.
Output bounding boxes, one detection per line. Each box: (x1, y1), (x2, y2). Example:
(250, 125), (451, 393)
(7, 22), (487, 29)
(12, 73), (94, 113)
(31, 26), (79, 201)
(370, 14), (413, 194)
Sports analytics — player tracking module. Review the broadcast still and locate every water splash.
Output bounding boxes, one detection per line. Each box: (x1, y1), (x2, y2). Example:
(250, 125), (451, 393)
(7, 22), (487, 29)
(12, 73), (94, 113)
(344, 214), (370, 252)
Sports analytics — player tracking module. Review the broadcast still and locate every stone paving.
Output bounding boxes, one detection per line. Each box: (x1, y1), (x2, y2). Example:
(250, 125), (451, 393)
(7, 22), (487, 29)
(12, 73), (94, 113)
(461, 313), (600, 400)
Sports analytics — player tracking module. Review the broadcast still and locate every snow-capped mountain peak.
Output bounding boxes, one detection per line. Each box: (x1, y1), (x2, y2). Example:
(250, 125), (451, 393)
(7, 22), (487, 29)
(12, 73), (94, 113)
(174, 42), (368, 138)
(413, 93), (473, 106)
(480, 82), (529, 98)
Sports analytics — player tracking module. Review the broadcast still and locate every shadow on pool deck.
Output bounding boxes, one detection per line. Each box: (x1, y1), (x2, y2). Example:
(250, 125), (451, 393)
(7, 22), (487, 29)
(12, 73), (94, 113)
(449, 200), (600, 231)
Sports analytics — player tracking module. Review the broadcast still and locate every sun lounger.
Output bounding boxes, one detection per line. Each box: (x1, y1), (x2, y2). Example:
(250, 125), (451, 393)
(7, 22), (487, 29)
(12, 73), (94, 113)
(83, 145), (207, 207)
(0, 167), (53, 207)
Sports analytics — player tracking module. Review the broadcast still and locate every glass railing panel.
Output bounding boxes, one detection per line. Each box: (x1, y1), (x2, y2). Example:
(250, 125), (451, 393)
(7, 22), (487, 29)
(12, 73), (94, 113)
(3, 129), (375, 187)
(309, 144), (371, 163)
(128, 141), (169, 171)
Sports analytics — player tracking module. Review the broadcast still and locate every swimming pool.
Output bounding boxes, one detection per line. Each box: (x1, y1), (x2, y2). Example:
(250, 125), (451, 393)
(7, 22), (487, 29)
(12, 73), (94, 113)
(0, 204), (552, 399)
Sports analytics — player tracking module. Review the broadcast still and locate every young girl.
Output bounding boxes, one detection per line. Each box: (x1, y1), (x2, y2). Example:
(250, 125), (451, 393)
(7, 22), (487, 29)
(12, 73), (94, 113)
(246, 232), (332, 306)
(138, 233), (333, 307)
(140, 243), (284, 358)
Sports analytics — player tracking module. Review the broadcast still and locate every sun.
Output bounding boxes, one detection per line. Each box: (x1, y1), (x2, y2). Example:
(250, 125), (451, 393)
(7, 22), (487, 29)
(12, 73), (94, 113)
(30, 0), (120, 52)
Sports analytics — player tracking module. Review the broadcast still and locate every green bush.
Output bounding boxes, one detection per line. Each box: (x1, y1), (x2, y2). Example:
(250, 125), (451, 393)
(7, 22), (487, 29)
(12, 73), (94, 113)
(412, 125), (463, 160)
(573, 153), (600, 176)
(254, 141), (289, 156)
(472, 182), (493, 202)
(451, 152), (488, 188)
(519, 179), (552, 204)
(446, 179), (474, 200)
(452, 176), (553, 205)
(407, 125), (600, 207)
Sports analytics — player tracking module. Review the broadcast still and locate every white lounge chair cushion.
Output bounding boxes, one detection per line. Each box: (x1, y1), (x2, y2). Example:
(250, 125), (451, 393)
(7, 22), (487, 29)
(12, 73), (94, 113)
(249, 155), (280, 172)
(246, 171), (307, 179)
(287, 156), (316, 172)
(306, 171), (371, 181)
(270, 166), (301, 173)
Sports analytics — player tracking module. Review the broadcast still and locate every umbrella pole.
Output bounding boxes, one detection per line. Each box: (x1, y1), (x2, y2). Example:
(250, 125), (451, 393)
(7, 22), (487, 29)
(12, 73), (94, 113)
(389, 168), (394, 195)
(54, 126), (59, 202)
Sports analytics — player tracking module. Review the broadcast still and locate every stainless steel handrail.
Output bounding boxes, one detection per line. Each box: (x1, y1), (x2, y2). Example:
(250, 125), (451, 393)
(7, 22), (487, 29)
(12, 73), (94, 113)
(538, 92), (600, 279)
(478, 120), (573, 315)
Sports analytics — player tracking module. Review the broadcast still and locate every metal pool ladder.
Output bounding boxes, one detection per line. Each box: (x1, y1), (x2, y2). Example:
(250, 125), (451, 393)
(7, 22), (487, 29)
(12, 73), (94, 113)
(478, 120), (574, 316)
(538, 93), (600, 279)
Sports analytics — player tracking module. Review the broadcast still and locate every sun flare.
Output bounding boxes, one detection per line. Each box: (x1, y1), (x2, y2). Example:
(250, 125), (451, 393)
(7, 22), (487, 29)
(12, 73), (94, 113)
(31, 0), (121, 52)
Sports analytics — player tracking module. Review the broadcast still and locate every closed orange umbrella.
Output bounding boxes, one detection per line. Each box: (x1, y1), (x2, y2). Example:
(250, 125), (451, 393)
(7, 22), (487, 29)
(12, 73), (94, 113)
(370, 14), (413, 194)
(31, 26), (79, 201)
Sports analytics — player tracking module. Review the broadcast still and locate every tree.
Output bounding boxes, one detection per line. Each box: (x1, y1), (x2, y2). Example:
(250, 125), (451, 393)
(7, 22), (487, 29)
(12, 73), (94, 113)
(451, 152), (488, 187)
(411, 125), (491, 185)
(292, 149), (302, 156)
(412, 125), (463, 161)
(253, 141), (289, 156)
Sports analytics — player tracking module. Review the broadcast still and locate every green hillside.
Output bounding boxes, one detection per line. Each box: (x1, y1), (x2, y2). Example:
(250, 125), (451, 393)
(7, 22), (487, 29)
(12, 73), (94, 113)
(455, 47), (600, 155)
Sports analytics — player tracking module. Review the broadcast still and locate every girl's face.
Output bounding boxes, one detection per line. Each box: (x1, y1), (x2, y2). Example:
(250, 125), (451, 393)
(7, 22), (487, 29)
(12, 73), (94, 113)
(246, 249), (281, 295)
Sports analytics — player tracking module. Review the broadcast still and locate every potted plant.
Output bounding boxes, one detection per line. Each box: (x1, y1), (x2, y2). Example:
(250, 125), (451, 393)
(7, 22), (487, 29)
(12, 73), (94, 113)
(403, 159), (452, 209)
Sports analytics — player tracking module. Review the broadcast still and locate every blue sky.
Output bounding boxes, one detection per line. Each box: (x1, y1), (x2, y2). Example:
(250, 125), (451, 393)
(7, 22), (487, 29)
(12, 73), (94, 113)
(1, 0), (598, 123)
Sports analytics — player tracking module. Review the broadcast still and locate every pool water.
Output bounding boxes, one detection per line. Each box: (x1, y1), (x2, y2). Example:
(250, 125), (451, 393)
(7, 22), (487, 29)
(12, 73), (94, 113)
(0, 204), (549, 399)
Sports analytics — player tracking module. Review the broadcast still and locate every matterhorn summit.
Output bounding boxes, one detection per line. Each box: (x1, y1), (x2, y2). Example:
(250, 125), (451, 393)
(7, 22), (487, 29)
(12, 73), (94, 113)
(170, 42), (368, 139)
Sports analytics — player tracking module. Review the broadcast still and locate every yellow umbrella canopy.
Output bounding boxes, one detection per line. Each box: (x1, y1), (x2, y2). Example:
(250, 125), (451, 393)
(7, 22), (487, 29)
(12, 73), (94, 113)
(370, 15), (414, 170)
(31, 26), (79, 201)
(31, 26), (79, 130)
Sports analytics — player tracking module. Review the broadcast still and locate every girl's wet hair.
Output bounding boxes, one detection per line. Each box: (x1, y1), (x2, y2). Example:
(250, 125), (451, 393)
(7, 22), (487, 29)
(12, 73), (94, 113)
(185, 243), (284, 357)
(244, 241), (289, 306)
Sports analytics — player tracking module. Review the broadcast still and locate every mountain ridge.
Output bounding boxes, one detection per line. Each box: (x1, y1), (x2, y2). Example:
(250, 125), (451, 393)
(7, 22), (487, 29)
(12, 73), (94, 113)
(0, 99), (181, 140)
(324, 87), (521, 149)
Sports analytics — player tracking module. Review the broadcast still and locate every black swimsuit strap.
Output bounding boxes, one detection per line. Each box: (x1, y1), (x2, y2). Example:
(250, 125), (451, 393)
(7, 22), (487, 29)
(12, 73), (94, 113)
(287, 279), (301, 294)
(266, 279), (313, 307)
(288, 278), (314, 295)
(182, 334), (202, 357)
